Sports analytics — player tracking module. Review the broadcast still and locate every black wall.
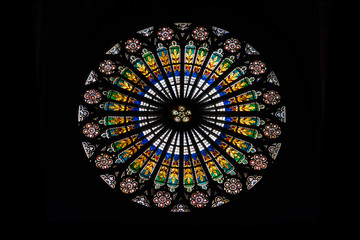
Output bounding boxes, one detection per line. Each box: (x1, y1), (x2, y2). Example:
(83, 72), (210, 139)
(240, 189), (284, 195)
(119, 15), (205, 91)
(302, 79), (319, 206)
(33, 1), (325, 225)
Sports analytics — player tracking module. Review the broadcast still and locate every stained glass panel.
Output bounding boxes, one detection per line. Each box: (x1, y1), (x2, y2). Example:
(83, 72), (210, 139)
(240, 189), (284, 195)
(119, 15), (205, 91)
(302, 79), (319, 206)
(78, 23), (286, 212)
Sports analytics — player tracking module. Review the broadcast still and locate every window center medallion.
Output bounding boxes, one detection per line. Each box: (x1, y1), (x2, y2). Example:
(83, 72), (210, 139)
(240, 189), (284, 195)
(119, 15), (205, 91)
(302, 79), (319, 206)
(172, 106), (192, 123)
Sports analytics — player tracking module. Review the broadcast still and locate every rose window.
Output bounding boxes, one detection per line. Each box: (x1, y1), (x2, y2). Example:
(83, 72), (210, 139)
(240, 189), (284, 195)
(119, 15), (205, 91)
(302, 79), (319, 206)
(78, 23), (286, 212)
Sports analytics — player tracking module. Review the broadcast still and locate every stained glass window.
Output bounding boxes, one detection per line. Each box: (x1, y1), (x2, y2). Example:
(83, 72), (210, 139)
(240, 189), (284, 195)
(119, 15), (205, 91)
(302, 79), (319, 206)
(78, 23), (286, 212)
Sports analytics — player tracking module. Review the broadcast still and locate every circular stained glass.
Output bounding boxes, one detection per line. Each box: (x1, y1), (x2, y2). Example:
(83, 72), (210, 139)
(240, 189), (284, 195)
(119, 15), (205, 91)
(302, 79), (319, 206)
(78, 23), (286, 212)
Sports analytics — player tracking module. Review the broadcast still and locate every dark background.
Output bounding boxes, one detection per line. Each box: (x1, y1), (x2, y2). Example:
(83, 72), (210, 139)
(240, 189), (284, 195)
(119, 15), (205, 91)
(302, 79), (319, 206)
(31, 1), (329, 225)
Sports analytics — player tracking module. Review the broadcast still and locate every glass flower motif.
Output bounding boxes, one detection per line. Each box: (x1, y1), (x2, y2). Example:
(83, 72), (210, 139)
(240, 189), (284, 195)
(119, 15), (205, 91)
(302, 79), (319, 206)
(78, 23), (286, 212)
